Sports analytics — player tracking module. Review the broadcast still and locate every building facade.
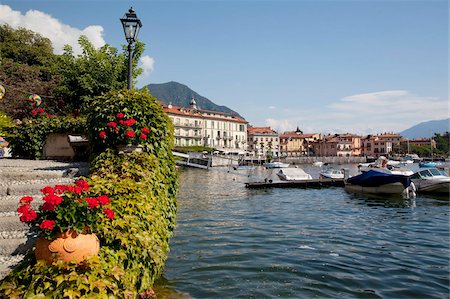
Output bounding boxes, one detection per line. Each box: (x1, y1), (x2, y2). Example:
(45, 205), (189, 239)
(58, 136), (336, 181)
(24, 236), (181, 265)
(247, 127), (280, 158)
(162, 99), (248, 153)
(361, 133), (402, 157)
(313, 134), (361, 157)
(280, 129), (322, 157)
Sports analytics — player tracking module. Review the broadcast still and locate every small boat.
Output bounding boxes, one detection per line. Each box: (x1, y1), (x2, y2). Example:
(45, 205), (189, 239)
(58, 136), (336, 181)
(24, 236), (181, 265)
(345, 170), (416, 197)
(276, 168), (312, 181)
(419, 161), (439, 168)
(264, 161), (290, 169)
(410, 168), (450, 194)
(233, 165), (256, 171)
(358, 156), (413, 176)
(320, 168), (344, 179)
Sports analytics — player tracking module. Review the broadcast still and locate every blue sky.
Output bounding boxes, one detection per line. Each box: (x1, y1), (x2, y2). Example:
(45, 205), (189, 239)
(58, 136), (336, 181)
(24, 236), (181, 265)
(1, 0), (448, 134)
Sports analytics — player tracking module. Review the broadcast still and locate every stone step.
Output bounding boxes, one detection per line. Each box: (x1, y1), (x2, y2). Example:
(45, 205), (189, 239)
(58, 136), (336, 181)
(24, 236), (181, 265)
(0, 238), (32, 256)
(0, 254), (25, 280)
(0, 195), (44, 216)
(0, 177), (76, 196)
(0, 215), (28, 232)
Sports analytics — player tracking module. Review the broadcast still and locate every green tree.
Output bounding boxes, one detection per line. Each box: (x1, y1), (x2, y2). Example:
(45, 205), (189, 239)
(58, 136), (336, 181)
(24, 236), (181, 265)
(433, 132), (449, 157)
(0, 25), (61, 119)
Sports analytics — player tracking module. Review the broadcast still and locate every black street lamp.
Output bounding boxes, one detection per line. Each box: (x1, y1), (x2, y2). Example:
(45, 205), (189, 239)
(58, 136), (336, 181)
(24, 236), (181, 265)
(120, 7), (142, 90)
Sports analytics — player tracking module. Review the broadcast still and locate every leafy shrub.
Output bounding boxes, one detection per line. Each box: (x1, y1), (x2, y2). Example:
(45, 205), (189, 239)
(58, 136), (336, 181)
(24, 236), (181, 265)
(0, 89), (178, 297)
(0, 111), (14, 137)
(7, 115), (86, 159)
(85, 89), (174, 156)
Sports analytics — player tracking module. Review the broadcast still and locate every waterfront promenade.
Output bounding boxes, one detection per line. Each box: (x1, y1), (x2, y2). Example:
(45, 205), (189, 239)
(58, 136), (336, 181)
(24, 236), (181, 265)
(0, 159), (89, 279)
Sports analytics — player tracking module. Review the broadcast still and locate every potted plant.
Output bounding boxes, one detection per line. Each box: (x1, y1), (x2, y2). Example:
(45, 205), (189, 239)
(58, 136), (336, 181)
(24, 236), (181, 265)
(17, 179), (114, 264)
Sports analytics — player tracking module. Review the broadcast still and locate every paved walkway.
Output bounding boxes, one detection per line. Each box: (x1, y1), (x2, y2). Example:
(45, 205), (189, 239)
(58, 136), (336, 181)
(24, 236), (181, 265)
(0, 159), (89, 279)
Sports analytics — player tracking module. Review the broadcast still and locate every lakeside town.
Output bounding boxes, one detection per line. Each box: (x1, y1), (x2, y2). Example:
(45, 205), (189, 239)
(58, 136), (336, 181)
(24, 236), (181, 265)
(163, 97), (444, 161)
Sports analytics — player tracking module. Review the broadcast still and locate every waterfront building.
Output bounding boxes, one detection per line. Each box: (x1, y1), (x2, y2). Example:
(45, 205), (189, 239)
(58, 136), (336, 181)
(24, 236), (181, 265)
(402, 137), (437, 149)
(313, 133), (362, 157)
(280, 127), (321, 157)
(162, 98), (248, 153)
(361, 133), (402, 157)
(247, 127), (280, 158)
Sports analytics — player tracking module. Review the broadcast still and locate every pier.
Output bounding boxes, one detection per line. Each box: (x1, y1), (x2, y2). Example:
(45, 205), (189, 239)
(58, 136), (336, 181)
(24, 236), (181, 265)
(245, 178), (345, 189)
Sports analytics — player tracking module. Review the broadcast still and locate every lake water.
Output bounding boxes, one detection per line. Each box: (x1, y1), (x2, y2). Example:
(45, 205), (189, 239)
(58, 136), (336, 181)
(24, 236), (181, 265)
(156, 164), (449, 298)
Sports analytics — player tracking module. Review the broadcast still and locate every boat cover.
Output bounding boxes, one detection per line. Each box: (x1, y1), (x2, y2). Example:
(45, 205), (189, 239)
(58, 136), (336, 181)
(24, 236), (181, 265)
(347, 170), (411, 188)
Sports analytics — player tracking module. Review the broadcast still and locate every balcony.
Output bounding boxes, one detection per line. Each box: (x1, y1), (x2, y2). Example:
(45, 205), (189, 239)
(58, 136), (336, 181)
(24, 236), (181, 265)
(176, 122), (202, 129)
(175, 133), (203, 139)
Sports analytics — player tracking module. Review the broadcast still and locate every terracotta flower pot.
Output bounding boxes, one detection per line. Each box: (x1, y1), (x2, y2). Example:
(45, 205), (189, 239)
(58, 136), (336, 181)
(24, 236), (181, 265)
(35, 229), (100, 264)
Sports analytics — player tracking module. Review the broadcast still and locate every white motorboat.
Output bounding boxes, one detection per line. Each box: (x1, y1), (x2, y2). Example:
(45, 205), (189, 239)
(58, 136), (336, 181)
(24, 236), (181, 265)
(410, 168), (450, 194)
(320, 168), (344, 179)
(264, 161), (290, 169)
(358, 156), (413, 176)
(276, 168), (312, 181)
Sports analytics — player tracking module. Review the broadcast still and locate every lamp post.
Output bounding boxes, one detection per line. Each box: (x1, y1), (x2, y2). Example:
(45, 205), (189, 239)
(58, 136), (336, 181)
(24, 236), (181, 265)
(120, 7), (142, 90)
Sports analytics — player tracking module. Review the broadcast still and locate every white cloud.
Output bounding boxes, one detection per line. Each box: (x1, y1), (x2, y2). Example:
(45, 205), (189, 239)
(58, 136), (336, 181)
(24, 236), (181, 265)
(138, 55), (155, 76)
(268, 106), (276, 109)
(0, 4), (105, 55)
(259, 90), (449, 135)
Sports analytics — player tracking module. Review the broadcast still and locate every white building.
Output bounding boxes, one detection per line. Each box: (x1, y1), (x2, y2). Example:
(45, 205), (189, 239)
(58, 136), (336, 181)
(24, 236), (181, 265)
(162, 98), (248, 153)
(247, 127), (280, 158)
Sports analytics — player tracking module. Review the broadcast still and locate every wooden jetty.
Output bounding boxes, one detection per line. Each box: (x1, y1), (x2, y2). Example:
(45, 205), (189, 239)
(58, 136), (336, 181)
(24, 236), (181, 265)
(245, 178), (345, 189)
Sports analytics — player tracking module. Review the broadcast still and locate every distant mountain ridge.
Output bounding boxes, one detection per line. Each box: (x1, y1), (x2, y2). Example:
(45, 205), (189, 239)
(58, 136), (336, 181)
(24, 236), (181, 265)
(400, 118), (449, 139)
(146, 81), (241, 117)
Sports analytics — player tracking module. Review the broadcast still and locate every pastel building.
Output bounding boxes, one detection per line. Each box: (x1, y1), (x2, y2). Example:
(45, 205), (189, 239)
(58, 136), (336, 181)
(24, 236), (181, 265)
(361, 133), (402, 157)
(247, 127), (280, 157)
(162, 98), (248, 152)
(280, 128), (321, 157)
(313, 134), (361, 157)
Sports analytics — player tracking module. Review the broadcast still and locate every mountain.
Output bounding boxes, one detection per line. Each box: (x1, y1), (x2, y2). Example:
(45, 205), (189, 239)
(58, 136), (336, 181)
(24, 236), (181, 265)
(400, 118), (449, 139)
(146, 81), (241, 117)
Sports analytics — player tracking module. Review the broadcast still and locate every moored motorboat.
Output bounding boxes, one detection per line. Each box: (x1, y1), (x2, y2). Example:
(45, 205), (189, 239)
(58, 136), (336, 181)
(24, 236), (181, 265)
(358, 156), (413, 176)
(276, 168), (312, 181)
(410, 168), (450, 194)
(419, 161), (439, 168)
(264, 161), (290, 169)
(319, 167), (344, 179)
(345, 170), (416, 197)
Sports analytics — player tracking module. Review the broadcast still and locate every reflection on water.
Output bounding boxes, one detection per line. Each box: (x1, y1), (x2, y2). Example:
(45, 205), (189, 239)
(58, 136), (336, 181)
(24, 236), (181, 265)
(156, 165), (449, 299)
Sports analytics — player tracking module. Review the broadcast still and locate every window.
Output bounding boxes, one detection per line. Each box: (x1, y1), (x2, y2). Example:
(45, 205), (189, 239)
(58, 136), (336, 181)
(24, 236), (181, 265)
(239, 124), (245, 132)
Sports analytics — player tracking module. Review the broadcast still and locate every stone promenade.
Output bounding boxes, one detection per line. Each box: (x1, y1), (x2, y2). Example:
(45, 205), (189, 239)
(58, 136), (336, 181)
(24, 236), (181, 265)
(0, 159), (89, 279)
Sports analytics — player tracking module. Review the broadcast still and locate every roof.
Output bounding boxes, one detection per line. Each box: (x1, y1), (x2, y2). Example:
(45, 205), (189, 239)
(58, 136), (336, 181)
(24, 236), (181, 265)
(247, 127), (278, 134)
(162, 104), (248, 124)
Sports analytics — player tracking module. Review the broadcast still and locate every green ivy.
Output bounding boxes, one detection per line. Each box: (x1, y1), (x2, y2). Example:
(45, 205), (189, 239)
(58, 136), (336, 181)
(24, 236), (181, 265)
(7, 116), (86, 159)
(0, 90), (178, 297)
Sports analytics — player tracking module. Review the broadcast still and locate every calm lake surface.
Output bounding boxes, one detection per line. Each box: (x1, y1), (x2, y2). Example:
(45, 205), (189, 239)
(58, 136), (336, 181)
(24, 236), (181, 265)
(157, 164), (449, 298)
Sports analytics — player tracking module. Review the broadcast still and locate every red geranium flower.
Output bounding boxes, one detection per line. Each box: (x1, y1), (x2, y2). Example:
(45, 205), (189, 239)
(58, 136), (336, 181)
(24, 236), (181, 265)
(41, 186), (54, 195)
(17, 204), (31, 214)
(125, 130), (135, 138)
(99, 131), (107, 139)
(85, 197), (99, 209)
(142, 127), (150, 134)
(46, 113), (53, 118)
(124, 119), (136, 126)
(43, 194), (63, 206)
(75, 180), (90, 192)
(40, 219), (55, 231)
(37, 107), (44, 114)
(103, 208), (114, 220)
(42, 202), (55, 211)
(19, 196), (34, 204)
(116, 112), (125, 119)
(18, 207), (37, 223)
(140, 133), (147, 139)
(31, 110), (38, 116)
(107, 121), (117, 128)
(97, 195), (110, 205)
(53, 185), (67, 195)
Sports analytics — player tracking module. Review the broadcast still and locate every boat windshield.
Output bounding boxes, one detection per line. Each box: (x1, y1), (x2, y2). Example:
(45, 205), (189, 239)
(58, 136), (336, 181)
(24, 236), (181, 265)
(429, 168), (443, 176)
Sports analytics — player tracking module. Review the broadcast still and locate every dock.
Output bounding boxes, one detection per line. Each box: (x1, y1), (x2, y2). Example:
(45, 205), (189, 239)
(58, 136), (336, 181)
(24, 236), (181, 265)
(245, 178), (345, 189)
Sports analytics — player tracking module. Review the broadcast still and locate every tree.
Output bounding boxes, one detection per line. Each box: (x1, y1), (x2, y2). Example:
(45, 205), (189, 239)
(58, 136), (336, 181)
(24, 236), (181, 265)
(0, 25), (145, 118)
(0, 25), (61, 119)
